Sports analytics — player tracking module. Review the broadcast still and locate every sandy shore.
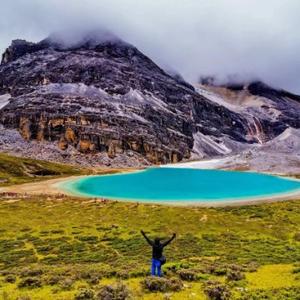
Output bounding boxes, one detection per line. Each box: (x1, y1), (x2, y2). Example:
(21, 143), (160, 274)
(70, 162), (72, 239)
(0, 176), (86, 196)
(0, 168), (138, 196)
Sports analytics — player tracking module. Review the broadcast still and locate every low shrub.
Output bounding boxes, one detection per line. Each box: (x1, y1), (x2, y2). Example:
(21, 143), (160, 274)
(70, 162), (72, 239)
(116, 270), (130, 280)
(166, 278), (184, 292)
(4, 274), (16, 283)
(59, 278), (75, 290)
(203, 262), (228, 276)
(212, 267), (227, 276)
(227, 264), (242, 271)
(177, 269), (198, 281)
(292, 267), (300, 274)
(45, 275), (63, 285)
(226, 270), (245, 281)
(87, 276), (100, 285)
(294, 232), (300, 242)
(244, 262), (260, 272)
(76, 236), (98, 243)
(0, 270), (11, 276)
(18, 277), (42, 289)
(51, 229), (65, 234)
(142, 277), (167, 292)
(74, 288), (95, 300)
(80, 269), (101, 285)
(20, 267), (43, 277)
(96, 282), (129, 300)
(204, 280), (231, 300)
(142, 277), (183, 293)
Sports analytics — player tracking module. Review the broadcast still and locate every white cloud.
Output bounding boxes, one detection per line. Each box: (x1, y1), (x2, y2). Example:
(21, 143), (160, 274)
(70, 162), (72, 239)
(1, 0), (300, 93)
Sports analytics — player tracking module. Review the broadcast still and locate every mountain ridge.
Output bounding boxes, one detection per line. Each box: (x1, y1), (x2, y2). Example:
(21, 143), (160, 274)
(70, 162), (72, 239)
(0, 33), (249, 166)
(0, 33), (299, 169)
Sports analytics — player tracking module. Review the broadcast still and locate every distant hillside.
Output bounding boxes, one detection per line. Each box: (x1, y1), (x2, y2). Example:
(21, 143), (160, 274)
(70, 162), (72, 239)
(0, 153), (83, 186)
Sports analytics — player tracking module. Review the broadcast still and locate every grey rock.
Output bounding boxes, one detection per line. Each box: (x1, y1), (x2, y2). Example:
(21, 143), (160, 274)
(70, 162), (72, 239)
(0, 32), (248, 165)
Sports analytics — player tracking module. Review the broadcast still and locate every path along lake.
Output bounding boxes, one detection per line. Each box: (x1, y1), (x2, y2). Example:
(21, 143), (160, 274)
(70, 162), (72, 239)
(60, 168), (300, 204)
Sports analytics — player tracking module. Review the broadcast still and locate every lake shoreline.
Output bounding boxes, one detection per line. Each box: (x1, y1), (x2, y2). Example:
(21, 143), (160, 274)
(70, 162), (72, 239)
(55, 173), (300, 207)
(1, 165), (300, 207)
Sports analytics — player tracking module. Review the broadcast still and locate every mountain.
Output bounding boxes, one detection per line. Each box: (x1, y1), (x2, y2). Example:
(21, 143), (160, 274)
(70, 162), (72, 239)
(0, 32), (299, 169)
(197, 80), (300, 141)
(0, 33), (249, 166)
(197, 80), (300, 136)
(195, 81), (300, 173)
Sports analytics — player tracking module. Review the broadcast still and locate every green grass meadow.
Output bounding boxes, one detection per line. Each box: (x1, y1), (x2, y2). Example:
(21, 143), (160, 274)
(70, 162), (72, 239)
(0, 196), (300, 299)
(0, 153), (300, 299)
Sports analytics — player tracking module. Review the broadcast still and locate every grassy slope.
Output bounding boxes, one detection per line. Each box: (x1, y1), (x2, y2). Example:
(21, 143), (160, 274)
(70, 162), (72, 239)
(0, 196), (299, 299)
(0, 153), (138, 188)
(0, 153), (85, 186)
(0, 153), (299, 299)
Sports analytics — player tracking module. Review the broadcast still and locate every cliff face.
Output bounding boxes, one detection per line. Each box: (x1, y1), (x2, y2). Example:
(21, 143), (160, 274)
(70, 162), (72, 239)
(196, 81), (300, 148)
(0, 34), (249, 164)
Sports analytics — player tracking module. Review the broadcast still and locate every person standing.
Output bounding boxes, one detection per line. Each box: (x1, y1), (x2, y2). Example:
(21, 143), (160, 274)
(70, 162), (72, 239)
(141, 230), (176, 277)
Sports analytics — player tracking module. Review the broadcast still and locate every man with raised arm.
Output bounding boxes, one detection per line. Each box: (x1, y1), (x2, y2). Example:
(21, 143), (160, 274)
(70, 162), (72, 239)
(141, 230), (176, 277)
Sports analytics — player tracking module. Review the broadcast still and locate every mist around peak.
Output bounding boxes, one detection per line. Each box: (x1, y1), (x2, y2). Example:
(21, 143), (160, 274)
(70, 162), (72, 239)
(43, 27), (123, 49)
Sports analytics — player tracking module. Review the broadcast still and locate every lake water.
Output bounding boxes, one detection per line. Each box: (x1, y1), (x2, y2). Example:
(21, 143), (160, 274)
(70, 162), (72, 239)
(61, 168), (300, 204)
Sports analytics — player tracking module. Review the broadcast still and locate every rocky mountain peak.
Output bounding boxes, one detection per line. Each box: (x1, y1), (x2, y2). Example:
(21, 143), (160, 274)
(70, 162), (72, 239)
(0, 32), (251, 165)
(0, 33), (299, 167)
(1, 30), (137, 65)
(1, 39), (41, 64)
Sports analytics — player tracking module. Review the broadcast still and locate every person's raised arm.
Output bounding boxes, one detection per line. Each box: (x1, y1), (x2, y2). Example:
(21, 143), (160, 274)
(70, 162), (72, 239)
(162, 233), (176, 247)
(141, 230), (154, 246)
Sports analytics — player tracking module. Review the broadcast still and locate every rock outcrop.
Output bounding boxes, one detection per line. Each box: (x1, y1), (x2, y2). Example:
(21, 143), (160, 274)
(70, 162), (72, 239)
(0, 32), (250, 165)
(196, 81), (300, 148)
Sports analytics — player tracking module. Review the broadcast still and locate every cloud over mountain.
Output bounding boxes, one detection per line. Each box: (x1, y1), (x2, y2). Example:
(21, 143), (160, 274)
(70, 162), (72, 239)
(1, 0), (300, 92)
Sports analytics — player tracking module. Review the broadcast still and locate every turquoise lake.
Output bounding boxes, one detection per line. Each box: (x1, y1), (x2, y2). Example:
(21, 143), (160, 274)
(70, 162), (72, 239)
(62, 168), (300, 203)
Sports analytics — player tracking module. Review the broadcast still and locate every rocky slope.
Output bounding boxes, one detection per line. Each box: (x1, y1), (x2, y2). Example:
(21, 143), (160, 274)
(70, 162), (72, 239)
(167, 127), (300, 175)
(197, 80), (300, 138)
(0, 33), (299, 168)
(0, 33), (250, 166)
(194, 81), (300, 173)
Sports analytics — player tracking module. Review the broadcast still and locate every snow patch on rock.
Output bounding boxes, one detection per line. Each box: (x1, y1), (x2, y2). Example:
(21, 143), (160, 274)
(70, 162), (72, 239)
(169, 127), (300, 174)
(0, 94), (11, 110)
(196, 87), (239, 111)
(40, 83), (109, 98)
(192, 131), (232, 158)
(163, 156), (237, 169)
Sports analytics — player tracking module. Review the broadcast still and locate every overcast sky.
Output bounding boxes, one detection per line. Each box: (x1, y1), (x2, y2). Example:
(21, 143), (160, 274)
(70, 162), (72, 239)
(1, 0), (300, 93)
